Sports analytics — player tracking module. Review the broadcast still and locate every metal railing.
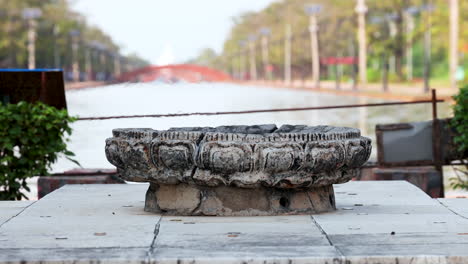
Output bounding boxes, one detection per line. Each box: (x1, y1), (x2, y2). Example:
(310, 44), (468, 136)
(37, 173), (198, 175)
(77, 96), (444, 121)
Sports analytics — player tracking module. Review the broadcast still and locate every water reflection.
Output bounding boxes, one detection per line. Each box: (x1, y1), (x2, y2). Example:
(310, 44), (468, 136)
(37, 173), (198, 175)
(52, 82), (452, 173)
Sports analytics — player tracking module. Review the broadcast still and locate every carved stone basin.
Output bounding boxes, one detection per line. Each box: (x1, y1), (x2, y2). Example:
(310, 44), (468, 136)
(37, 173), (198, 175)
(105, 125), (371, 216)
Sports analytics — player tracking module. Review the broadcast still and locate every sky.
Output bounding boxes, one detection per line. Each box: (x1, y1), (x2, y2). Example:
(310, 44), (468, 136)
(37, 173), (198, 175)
(71, 0), (276, 65)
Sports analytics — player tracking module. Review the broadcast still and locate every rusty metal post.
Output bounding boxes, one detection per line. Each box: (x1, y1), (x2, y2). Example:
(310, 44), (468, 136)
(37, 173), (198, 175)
(431, 89), (444, 197)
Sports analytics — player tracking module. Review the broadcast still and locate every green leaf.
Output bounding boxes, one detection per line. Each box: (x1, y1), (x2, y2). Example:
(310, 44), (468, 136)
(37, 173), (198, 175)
(66, 157), (81, 167)
(0, 101), (78, 200)
(64, 151), (75, 156)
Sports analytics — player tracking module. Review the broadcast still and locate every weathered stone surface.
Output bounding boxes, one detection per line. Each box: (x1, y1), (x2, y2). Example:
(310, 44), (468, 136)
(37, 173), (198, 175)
(155, 183), (201, 214)
(105, 124), (371, 215)
(145, 183), (335, 216)
(106, 125), (371, 188)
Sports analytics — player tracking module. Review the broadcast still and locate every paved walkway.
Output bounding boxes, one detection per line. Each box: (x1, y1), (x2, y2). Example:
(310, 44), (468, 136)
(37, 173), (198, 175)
(1, 181), (468, 263)
(244, 80), (459, 101)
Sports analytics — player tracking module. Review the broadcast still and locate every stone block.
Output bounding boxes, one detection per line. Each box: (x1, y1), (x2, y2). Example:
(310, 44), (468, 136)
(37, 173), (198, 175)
(145, 183), (335, 216)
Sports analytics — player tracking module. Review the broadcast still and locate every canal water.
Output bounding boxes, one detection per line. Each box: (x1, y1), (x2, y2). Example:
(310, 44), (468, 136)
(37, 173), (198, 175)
(53, 82), (452, 173)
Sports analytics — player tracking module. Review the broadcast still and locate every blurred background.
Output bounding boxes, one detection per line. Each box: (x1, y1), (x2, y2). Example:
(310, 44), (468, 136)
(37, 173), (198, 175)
(0, 0), (466, 86)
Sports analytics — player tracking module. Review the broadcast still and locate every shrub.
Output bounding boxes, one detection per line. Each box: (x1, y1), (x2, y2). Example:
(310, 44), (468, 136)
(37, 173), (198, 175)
(0, 102), (78, 200)
(450, 85), (468, 190)
(367, 68), (380, 83)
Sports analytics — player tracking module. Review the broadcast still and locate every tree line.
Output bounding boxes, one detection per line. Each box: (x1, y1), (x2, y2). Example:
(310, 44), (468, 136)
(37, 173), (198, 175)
(0, 0), (149, 80)
(190, 0), (467, 85)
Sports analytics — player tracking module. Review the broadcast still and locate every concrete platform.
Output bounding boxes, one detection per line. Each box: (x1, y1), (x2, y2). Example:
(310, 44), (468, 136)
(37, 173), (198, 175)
(0, 181), (467, 263)
(0, 201), (33, 226)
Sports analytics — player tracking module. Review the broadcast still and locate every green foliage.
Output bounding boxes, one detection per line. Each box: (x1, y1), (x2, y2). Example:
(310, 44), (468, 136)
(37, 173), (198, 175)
(0, 0), (149, 69)
(449, 85), (468, 190)
(367, 68), (381, 83)
(199, 0), (467, 83)
(186, 48), (223, 68)
(0, 102), (78, 200)
(452, 85), (468, 154)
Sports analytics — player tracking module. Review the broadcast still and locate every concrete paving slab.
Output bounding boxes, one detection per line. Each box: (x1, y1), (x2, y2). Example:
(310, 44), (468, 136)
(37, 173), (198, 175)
(314, 213), (468, 235)
(330, 232), (468, 246)
(150, 215), (337, 263)
(162, 215), (315, 223)
(159, 215), (324, 235)
(339, 244), (468, 264)
(0, 247), (148, 264)
(334, 182), (450, 216)
(153, 246), (342, 264)
(0, 201), (34, 225)
(334, 181), (438, 206)
(315, 181), (468, 235)
(439, 198), (468, 219)
(333, 204), (450, 215)
(0, 184), (160, 249)
(152, 215), (330, 261)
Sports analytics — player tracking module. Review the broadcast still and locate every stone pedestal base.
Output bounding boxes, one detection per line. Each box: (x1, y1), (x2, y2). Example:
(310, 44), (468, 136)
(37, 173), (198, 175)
(144, 183), (336, 216)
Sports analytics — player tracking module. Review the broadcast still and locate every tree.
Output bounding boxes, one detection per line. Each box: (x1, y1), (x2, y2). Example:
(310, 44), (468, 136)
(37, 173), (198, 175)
(212, 0), (467, 83)
(0, 0), (148, 71)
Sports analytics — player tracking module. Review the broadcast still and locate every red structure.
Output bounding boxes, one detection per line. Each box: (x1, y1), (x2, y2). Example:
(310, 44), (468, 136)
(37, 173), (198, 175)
(117, 64), (232, 83)
(320, 57), (357, 65)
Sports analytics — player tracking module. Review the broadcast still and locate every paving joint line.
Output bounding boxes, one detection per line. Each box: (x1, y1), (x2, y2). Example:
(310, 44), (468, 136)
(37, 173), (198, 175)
(0, 201), (37, 229)
(0, 246), (148, 250)
(310, 215), (346, 260)
(437, 199), (468, 221)
(146, 216), (162, 263)
(335, 242), (468, 247)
